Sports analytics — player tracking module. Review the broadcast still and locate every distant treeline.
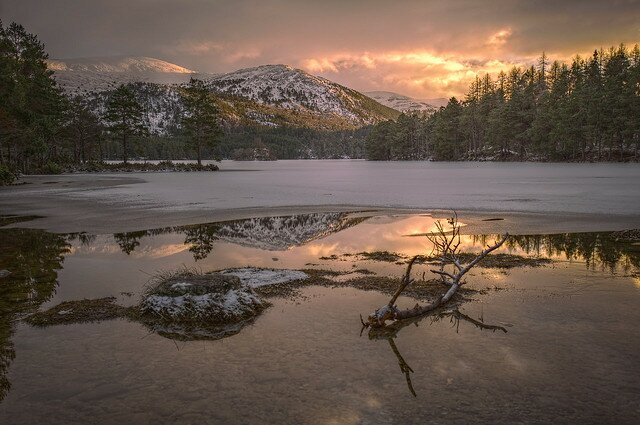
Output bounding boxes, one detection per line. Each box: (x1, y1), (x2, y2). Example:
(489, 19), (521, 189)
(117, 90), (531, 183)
(367, 45), (640, 161)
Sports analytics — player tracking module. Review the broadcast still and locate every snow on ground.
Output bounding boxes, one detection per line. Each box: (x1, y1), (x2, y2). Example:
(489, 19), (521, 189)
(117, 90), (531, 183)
(220, 268), (309, 288)
(141, 287), (264, 320)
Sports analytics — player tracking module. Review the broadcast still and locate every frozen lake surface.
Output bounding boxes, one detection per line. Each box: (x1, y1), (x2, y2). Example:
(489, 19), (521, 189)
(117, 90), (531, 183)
(2, 160), (639, 234)
(27, 160), (640, 214)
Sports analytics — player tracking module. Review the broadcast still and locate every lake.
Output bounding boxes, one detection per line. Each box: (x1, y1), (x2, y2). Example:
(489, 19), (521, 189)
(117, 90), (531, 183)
(0, 210), (639, 424)
(0, 161), (639, 423)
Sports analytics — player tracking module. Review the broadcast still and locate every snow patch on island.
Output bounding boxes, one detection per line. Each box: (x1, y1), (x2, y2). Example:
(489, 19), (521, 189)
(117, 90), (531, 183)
(220, 268), (309, 288)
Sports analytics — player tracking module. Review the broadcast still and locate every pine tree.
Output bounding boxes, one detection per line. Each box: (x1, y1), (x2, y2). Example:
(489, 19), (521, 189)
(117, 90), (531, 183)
(104, 84), (147, 164)
(180, 78), (221, 166)
(0, 21), (66, 172)
(67, 96), (103, 163)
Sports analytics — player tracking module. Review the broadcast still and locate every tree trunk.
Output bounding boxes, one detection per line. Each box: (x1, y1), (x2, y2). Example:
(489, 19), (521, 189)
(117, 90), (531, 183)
(122, 133), (128, 164)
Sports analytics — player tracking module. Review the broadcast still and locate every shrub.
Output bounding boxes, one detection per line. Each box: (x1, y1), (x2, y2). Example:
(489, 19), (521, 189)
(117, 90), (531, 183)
(0, 164), (16, 185)
(41, 161), (64, 175)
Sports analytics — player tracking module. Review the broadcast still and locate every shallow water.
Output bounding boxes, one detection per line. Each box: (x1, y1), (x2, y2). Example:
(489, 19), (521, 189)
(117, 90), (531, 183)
(0, 212), (639, 424)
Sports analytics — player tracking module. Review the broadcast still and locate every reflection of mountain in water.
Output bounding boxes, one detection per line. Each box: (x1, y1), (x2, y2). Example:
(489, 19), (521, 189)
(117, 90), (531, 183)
(183, 212), (367, 260)
(212, 213), (366, 251)
(111, 212), (368, 260)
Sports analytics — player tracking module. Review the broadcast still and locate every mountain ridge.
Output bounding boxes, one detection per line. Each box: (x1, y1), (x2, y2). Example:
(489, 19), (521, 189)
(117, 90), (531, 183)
(49, 56), (400, 132)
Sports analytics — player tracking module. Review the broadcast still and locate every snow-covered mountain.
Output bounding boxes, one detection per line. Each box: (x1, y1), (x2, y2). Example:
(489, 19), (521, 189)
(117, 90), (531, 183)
(48, 57), (399, 132)
(365, 91), (448, 114)
(47, 56), (208, 95)
(48, 56), (195, 74)
(205, 65), (397, 125)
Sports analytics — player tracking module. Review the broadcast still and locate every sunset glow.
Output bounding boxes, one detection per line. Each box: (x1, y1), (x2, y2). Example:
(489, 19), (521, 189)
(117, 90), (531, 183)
(3, 0), (639, 98)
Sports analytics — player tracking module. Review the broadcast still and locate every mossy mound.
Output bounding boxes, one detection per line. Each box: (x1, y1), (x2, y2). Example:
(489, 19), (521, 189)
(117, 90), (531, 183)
(138, 273), (269, 325)
(25, 297), (128, 327)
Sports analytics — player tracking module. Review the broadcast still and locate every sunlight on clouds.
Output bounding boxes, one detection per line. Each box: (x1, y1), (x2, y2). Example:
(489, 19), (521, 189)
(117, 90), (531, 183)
(303, 58), (339, 73)
(487, 28), (513, 46)
(300, 49), (532, 97)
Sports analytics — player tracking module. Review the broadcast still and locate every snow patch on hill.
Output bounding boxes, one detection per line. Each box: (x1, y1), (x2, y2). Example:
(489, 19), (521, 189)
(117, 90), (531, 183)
(365, 91), (448, 114)
(205, 64), (389, 124)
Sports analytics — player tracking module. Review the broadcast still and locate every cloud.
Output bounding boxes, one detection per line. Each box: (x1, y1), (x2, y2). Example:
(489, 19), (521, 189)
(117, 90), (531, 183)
(299, 50), (533, 98)
(487, 28), (513, 47)
(3, 0), (639, 97)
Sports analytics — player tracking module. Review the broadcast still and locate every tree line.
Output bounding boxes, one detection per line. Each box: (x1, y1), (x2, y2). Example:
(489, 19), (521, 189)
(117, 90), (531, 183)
(367, 45), (640, 161)
(0, 21), (221, 183)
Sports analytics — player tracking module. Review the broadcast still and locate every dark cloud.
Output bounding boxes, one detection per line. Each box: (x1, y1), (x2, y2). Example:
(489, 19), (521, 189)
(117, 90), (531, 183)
(2, 0), (638, 96)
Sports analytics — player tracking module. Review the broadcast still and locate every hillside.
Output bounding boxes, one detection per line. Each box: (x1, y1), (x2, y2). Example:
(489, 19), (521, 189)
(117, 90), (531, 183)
(206, 65), (399, 126)
(365, 91), (448, 114)
(49, 57), (399, 132)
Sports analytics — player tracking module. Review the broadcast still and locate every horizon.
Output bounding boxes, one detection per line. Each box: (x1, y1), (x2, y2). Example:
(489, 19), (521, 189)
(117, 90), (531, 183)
(3, 0), (639, 98)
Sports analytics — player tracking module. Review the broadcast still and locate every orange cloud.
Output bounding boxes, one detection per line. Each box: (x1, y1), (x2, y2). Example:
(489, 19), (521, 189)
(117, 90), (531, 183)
(299, 49), (532, 98)
(487, 28), (513, 47)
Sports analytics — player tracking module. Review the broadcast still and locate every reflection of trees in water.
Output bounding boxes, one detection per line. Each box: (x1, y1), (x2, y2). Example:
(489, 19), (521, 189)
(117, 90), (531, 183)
(111, 213), (368, 260)
(367, 308), (507, 397)
(0, 229), (70, 401)
(113, 230), (148, 255)
(183, 224), (222, 261)
(472, 233), (640, 272)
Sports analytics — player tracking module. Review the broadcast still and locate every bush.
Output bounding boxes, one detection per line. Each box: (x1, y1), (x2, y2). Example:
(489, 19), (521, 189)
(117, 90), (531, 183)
(0, 164), (16, 185)
(40, 161), (64, 175)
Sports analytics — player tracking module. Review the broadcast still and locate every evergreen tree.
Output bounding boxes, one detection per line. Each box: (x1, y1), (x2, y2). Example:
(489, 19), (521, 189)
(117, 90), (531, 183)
(180, 78), (221, 166)
(67, 96), (103, 163)
(0, 21), (66, 173)
(365, 45), (640, 162)
(104, 84), (147, 164)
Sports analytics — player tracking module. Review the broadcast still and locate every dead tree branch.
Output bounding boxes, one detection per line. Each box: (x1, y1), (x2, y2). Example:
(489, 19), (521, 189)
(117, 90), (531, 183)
(363, 213), (508, 328)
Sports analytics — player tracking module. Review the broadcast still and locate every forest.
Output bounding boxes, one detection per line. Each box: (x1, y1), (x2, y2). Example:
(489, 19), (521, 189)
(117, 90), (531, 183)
(366, 46), (640, 161)
(2, 20), (639, 186)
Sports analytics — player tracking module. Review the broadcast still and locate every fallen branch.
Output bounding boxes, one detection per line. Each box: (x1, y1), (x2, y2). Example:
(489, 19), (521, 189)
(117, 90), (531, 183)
(364, 213), (508, 328)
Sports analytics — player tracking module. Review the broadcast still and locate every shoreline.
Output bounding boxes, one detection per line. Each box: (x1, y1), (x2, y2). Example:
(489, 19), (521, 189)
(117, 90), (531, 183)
(1, 172), (639, 235)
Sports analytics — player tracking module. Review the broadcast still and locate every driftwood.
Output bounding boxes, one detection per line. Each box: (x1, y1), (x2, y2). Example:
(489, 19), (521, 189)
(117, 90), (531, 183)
(363, 213), (508, 328)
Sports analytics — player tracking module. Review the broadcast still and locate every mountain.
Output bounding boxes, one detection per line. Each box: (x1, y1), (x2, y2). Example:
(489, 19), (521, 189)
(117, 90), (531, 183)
(205, 65), (399, 126)
(47, 56), (195, 74)
(47, 56), (207, 95)
(48, 57), (399, 132)
(365, 91), (448, 114)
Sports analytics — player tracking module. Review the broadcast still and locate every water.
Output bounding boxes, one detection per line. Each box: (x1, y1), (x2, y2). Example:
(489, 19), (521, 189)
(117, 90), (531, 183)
(1, 212), (639, 423)
(28, 160), (640, 215)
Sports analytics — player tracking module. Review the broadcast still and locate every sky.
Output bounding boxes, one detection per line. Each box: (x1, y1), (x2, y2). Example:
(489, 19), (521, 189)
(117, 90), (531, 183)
(2, 0), (639, 98)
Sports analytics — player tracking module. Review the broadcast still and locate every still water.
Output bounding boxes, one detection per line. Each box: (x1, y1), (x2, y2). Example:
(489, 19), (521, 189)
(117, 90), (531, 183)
(0, 212), (639, 424)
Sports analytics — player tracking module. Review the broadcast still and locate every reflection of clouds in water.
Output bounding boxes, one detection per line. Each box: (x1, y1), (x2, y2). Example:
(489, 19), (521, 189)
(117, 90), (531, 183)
(304, 242), (341, 257)
(69, 241), (190, 259)
(129, 244), (191, 259)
